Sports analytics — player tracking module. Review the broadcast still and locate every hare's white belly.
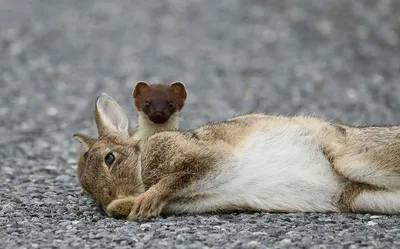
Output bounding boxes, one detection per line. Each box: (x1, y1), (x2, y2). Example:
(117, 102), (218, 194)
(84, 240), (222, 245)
(164, 126), (346, 214)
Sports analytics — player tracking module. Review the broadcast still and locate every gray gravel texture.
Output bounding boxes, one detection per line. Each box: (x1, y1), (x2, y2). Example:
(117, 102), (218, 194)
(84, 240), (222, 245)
(1, 0), (400, 248)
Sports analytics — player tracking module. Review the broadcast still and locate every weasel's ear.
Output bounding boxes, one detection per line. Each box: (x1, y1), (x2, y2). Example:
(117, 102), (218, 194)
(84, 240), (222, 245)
(170, 81), (187, 101)
(73, 133), (97, 151)
(94, 93), (129, 137)
(133, 81), (150, 99)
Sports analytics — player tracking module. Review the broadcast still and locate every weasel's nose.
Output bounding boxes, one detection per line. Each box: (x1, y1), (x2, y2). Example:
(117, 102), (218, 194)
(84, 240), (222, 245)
(149, 111), (169, 124)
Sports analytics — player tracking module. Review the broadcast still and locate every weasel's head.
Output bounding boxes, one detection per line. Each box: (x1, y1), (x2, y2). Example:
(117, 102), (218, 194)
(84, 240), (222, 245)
(133, 81), (187, 124)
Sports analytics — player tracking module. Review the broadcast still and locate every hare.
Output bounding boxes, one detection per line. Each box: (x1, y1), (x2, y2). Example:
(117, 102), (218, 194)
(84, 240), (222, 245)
(74, 93), (400, 220)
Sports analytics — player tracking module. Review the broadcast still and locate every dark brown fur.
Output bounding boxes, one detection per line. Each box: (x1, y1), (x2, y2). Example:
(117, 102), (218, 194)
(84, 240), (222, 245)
(133, 81), (187, 124)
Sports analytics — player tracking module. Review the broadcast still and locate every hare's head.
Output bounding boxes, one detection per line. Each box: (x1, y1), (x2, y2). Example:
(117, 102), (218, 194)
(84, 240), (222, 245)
(73, 93), (145, 209)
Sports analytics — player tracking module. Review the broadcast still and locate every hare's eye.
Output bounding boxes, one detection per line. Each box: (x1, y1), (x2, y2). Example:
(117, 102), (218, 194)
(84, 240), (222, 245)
(104, 152), (115, 167)
(144, 101), (151, 108)
(168, 101), (174, 108)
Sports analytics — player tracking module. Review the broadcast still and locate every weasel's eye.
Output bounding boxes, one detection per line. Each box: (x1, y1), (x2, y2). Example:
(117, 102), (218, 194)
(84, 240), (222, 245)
(168, 102), (174, 108)
(144, 102), (151, 108)
(104, 152), (115, 167)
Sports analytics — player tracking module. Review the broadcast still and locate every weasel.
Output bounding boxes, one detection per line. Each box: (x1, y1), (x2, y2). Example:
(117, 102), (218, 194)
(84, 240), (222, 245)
(131, 81), (187, 140)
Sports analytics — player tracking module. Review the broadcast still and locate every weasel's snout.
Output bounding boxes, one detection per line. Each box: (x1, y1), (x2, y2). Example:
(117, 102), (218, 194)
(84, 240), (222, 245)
(149, 111), (170, 124)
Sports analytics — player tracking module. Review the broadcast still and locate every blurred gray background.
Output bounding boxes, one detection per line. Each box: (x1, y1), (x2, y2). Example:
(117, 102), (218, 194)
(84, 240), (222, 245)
(1, 0), (400, 248)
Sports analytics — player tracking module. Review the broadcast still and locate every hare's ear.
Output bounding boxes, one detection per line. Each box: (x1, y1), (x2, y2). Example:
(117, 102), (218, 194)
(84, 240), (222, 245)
(133, 81), (150, 99)
(170, 81), (187, 101)
(73, 133), (96, 151)
(94, 93), (129, 137)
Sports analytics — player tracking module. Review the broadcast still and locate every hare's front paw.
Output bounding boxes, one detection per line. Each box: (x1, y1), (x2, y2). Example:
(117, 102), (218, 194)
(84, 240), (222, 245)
(106, 197), (136, 218)
(127, 191), (165, 220)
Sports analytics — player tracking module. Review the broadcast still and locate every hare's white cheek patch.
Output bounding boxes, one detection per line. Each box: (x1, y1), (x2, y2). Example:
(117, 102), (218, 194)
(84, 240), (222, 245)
(351, 190), (400, 214)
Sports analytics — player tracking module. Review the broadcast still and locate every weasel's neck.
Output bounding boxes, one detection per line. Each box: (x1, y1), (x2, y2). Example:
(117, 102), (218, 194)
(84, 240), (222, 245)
(132, 111), (180, 140)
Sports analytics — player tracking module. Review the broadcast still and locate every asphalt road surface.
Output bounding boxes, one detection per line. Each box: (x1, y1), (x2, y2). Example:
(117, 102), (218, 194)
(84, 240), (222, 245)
(1, 0), (400, 248)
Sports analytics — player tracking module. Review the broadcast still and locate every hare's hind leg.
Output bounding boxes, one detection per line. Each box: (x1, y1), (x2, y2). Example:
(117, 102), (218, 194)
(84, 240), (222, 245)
(329, 125), (400, 190)
(350, 188), (400, 214)
(332, 153), (400, 190)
